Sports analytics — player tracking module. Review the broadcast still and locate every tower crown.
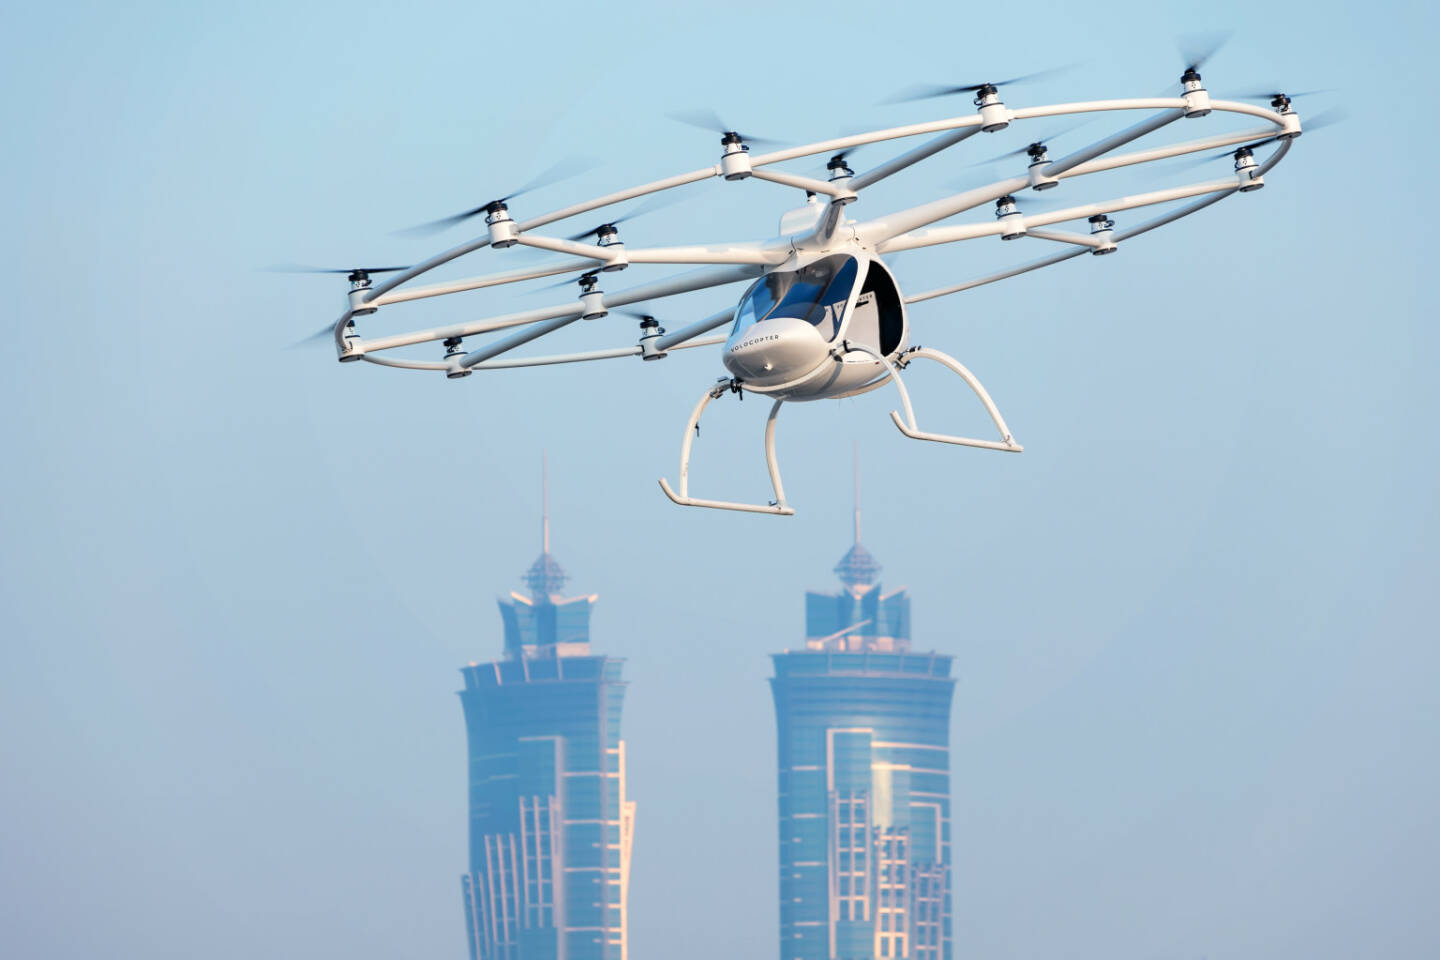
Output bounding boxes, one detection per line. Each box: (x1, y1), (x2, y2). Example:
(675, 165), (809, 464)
(834, 541), (881, 590)
(498, 454), (595, 659)
(523, 551), (570, 597)
(804, 445), (909, 651)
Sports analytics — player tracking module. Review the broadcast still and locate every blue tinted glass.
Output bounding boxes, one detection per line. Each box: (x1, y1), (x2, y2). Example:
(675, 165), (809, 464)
(733, 274), (784, 333)
(802, 258), (858, 341)
(732, 256), (857, 337)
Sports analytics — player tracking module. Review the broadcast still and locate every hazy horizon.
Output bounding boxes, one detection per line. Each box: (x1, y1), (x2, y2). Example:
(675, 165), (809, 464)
(2, 2), (1437, 958)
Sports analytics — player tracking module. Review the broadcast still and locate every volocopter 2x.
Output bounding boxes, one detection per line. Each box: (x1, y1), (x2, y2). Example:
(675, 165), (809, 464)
(298, 50), (1326, 515)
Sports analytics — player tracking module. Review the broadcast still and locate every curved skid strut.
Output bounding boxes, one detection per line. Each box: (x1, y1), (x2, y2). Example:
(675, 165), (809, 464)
(658, 387), (794, 516)
(843, 343), (1022, 452)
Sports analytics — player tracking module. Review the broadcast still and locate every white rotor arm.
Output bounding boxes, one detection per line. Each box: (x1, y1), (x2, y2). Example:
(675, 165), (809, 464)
(467, 336), (725, 371)
(366, 235), (493, 302)
(589, 265), (761, 315)
(514, 234), (624, 264)
(626, 243), (786, 266)
(879, 176), (1244, 254)
(1252, 137), (1295, 177)
(1057, 125), (1284, 180)
(848, 127), (983, 191)
(416, 308), (738, 374)
(521, 232), (783, 269)
(1007, 97), (1188, 121)
(454, 266), (759, 369)
(748, 98), (1212, 174)
(359, 302), (583, 355)
(905, 246), (1091, 304)
(1025, 228), (1112, 249)
(517, 166), (719, 234)
(1113, 188), (1238, 243)
(1023, 178), (1242, 229)
(748, 167), (856, 200)
(656, 307), (738, 350)
(362, 355), (454, 371)
(457, 312), (586, 368)
(370, 257), (601, 306)
(1040, 109), (1185, 177)
(746, 115), (985, 168)
(862, 176), (1028, 249)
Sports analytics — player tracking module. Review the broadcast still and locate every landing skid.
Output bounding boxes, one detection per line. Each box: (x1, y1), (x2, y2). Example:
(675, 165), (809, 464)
(850, 343), (1024, 452)
(657, 381), (795, 516)
(658, 346), (1021, 516)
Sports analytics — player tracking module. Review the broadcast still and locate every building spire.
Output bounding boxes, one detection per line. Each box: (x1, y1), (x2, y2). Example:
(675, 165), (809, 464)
(853, 439), (861, 546)
(542, 449), (550, 555)
(834, 440), (881, 590)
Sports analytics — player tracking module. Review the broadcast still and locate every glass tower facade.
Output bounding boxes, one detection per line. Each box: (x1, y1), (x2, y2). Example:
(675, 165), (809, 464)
(771, 528), (955, 960)
(459, 527), (634, 960)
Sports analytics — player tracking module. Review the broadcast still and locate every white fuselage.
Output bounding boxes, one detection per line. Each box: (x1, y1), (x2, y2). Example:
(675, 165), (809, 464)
(720, 248), (909, 401)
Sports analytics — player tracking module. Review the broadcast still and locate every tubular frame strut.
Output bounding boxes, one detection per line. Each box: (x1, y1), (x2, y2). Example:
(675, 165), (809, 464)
(658, 386), (794, 516)
(843, 343), (1023, 452)
(324, 94), (1300, 366)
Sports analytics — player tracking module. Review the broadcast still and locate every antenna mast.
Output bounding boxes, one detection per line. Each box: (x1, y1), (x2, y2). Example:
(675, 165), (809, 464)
(542, 450), (550, 555)
(853, 439), (861, 546)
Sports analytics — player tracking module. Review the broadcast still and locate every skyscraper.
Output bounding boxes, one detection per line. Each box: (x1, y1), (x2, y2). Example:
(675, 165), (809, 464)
(459, 470), (634, 960)
(770, 469), (956, 960)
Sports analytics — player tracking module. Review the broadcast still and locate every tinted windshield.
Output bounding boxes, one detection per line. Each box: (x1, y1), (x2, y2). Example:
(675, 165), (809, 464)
(733, 255), (858, 342)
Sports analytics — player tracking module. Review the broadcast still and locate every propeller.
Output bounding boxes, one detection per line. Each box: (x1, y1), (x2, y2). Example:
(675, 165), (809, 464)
(667, 108), (783, 147)
(881, 65), (1073, 104)
(564, 190), (683, 242)
(991, 192), (1066, 213)
(1159, 31), (1233, 99)
(536, 267), (603, 292)
(266, 265), (408, 348)
(1235, 87), (1332, 102)
(400, 156), (594, 236)
(289, 322), (346, 349)
(267, 264), (410, 279)
(1178, 30), (1231, 75)
(973, 121), (1089, 166)
(822, 144), (867, 177)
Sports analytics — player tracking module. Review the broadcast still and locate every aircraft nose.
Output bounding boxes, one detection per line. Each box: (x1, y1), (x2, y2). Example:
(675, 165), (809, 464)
(722, 316), (829, 385)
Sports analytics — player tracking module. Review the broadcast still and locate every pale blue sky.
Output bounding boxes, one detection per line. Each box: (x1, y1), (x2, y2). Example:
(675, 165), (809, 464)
(2, 2), (1436, 958)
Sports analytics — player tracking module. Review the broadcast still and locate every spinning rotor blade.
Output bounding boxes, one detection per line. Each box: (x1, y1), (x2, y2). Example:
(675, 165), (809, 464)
(881, 65), (1073, 104)
(1234, 87), (1332, 101)
(818, 143), (866, 174)
(973, 121), (1089, 165)
(1000, 193), (1066, 213)
(1178, 30), (1232, 73)
(267, 264), (411, 275)
(666, 108), (783, 146)
(401, 156), (595, 236)
(289, 323), (340, 349)
(536, 267), (603, 292)
(563, 191), (683, 242)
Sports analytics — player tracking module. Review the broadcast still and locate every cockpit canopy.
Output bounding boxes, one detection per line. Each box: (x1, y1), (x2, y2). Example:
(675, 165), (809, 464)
(732, 255), (858, 343)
